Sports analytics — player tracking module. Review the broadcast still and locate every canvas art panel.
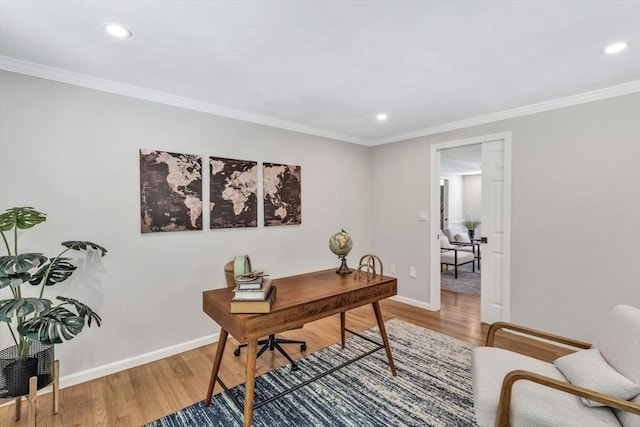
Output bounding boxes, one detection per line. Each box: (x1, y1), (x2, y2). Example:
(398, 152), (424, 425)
(139, 149), (203, 232)
(263, 162), (301, 226)
(209, 156), (258, 229)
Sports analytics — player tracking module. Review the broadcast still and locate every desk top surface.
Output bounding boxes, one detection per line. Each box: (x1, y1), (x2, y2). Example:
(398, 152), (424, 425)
(202, 268), (397, 340)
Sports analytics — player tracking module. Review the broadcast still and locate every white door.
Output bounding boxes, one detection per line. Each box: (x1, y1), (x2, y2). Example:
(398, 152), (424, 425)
(480, 140), (509, 323)
(429, 132), (511, 321)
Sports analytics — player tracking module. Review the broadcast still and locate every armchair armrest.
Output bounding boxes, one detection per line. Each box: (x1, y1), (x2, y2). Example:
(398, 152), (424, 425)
(440, 247), (464, 254)
(486, 321), (591, 349)
(496, 370), (640, 426)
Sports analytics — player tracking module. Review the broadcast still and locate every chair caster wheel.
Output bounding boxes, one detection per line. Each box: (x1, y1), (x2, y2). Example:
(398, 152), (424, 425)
(234, 348), (240, 357)
(291, 363), (299, 371)
(300, 344), (307, 351)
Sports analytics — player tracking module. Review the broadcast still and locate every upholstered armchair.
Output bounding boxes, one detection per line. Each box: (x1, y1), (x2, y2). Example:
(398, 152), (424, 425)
(472, 305), (640, 427)
(444, 226), (481, 268)
(440, 232), (475, 278)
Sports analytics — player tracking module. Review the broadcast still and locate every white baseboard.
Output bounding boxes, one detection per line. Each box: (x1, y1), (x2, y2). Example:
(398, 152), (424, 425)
(0, 333), (220, 407)
(0, 332), (220, 408)
(60, 333), (220, 389)
(390, 295), (437, 311)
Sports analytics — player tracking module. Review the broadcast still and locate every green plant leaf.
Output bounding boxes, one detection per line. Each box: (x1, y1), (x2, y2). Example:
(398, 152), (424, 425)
(18, 306), (84, 344)
(28, 257), (77, 286)
(0, 253), (48, 275)
(0, 272), (31, 289)
(0, 297), (52, 322)
(61, 241), (108, 257)
(0, 207), (46, 232)
(57, 296), (102, 327)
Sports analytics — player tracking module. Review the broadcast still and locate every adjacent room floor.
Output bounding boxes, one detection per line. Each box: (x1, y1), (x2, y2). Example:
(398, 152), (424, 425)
(441, 263), (480, 296)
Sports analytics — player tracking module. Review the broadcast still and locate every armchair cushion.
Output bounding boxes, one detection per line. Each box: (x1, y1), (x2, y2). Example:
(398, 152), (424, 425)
(440, 249), (474, 265)
(455, 233), (471, 243)
(473, 347), (622, 427)
(555, 349), (640, 407)
(440, 234), (453, 249)
(444, 226), (465, 243)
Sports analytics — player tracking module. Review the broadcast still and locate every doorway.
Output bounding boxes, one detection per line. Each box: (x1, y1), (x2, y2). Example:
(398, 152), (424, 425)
(440, 145), (482, 298)
(429, 132), (512, 324)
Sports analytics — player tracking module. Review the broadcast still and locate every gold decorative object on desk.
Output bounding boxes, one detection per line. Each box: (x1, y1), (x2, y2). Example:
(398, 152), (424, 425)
(354, 254), (384, 281)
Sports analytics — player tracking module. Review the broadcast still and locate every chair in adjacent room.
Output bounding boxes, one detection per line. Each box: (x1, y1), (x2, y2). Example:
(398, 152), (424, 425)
(224, 261), (307, 370)
(472, 305), (640, 427)
(440, 232), (476, 278)
(445, 226), (480, 268)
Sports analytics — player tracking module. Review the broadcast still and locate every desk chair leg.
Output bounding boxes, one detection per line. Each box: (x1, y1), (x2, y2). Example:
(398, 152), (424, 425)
(271, 340), (300, 371)
(234, 338), (270, 357)
(235, 334), (306, 371)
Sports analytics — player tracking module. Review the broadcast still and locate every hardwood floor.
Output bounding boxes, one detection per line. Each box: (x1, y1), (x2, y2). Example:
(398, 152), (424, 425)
(0, 291), (573, 426)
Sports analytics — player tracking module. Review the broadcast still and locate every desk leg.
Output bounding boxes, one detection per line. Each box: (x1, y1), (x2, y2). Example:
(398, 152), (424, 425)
(205, 329), (228, 406)
(243, 339), (258, 427)
(340, 312), (346, 348)
(372, 301), (397, 376)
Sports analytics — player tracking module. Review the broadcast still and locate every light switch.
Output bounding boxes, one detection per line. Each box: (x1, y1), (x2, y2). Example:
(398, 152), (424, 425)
(409, 266), (416, 278)
(419, 211), (429, 221)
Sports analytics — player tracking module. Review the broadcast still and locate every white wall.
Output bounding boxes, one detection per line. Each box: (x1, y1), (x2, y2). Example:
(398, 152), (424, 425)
(463, 174), (482, 237)
(372, 93), (640, 341)
(0, 71), (373, 382)
(441, 174), (463, 225)
(2, 69), (638, 381)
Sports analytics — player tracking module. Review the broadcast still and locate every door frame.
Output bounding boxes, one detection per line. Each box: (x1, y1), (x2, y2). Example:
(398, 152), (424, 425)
(428, 131), (512, 322)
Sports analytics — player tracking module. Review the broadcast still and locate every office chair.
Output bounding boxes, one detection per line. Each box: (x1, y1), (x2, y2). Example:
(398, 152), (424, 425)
(224, 260), (306, 370)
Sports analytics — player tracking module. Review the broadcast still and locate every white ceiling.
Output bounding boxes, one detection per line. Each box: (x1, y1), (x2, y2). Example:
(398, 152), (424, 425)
(1, 1), (639, 146)
(441, 144), (481, 176)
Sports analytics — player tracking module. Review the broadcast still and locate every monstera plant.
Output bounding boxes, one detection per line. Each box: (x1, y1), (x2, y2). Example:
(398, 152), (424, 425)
(0, 207), (107, 360)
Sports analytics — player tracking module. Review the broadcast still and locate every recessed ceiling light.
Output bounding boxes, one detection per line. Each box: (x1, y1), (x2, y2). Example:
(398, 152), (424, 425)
(376, 114), (388, 121)
(104, 23), (132, 38)
(604, 42), (627, 54)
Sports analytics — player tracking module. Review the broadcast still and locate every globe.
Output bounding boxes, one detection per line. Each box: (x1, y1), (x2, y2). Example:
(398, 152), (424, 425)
(329, 229), (353, 274)
(329, 229), (353, 257)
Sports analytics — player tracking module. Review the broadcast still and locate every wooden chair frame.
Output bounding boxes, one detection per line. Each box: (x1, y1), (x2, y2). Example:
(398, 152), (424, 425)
(485, 322), (640, 427)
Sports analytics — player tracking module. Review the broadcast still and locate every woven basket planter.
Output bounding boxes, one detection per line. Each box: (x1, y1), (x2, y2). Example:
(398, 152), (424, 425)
(0, 342), (54, 398)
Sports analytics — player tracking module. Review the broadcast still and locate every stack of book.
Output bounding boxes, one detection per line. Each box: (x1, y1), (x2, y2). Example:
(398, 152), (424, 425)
(230, 273), (276, 314)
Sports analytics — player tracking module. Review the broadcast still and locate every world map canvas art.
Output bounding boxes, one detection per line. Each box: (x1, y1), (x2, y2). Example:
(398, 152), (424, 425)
(140, 149), (203, 233)
(263, 162), (302, 226)
(209, 156), (258, 229)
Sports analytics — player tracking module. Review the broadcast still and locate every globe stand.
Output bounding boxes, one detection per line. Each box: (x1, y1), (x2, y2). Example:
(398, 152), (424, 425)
(336, 256), (353, 274)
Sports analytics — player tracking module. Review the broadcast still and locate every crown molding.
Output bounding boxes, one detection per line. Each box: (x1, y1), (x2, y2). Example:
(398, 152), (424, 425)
(0, 56), (369, 146)
(2, 56), (638, 148)
(370, 80), (640, 146)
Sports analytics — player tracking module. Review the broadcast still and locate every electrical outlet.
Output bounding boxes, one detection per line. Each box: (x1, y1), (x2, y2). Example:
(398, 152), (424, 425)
(389, 264), (396, 274)
(409, 266), (416, 278)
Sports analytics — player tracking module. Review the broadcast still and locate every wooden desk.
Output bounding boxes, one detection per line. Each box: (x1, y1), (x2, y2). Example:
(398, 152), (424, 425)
(202, 268), (397, 426)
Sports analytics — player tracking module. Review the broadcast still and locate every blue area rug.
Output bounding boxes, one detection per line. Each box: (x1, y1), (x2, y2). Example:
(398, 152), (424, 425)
(145, 318), (477, 426)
